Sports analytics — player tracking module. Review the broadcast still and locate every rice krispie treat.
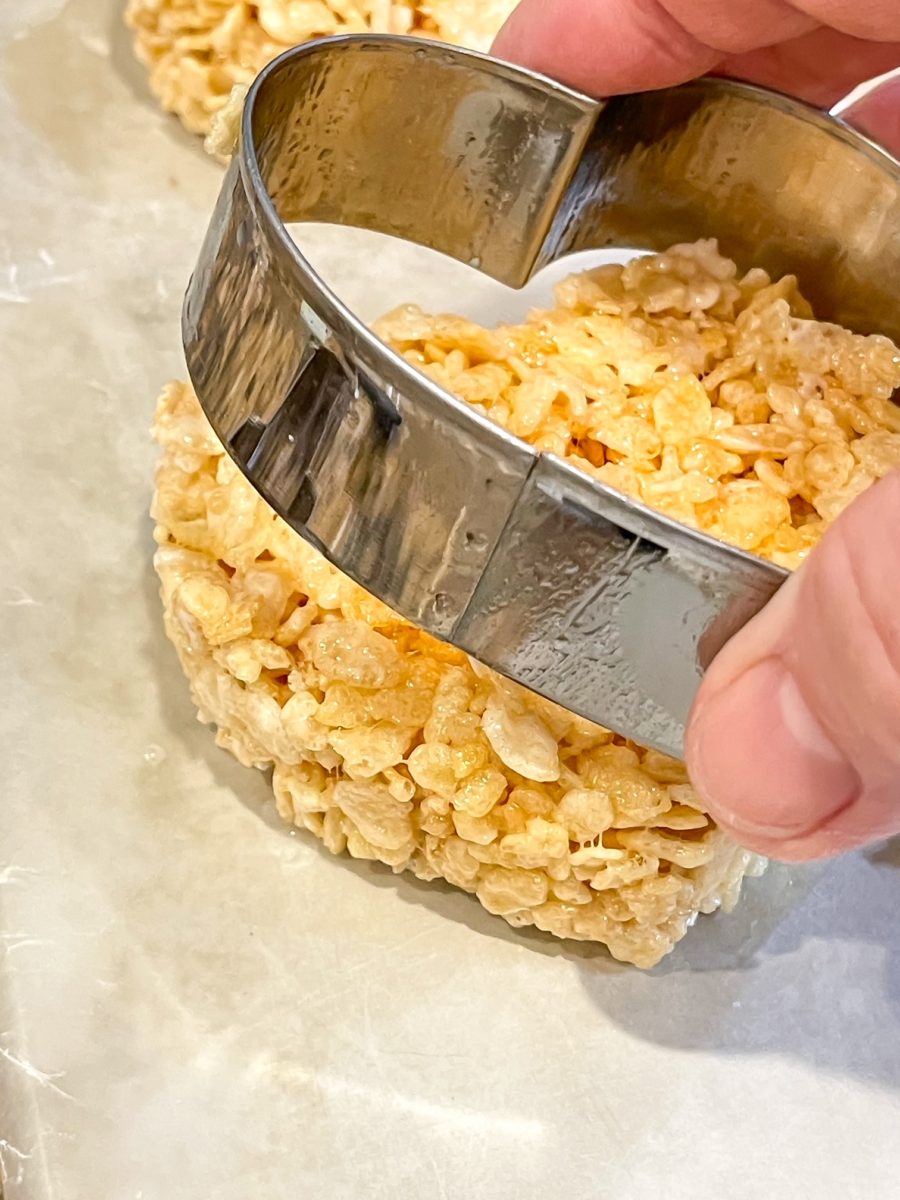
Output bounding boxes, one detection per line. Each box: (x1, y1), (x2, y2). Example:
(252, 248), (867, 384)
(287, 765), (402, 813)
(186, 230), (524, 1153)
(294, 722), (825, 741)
(152, 242), (900, 965)
(126, 0), (518, 135)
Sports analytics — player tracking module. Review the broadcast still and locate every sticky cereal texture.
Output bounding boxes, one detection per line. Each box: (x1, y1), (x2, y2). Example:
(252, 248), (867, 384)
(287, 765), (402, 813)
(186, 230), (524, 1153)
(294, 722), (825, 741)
(126, 0), (518, 135)
(152, 243), (900, 966)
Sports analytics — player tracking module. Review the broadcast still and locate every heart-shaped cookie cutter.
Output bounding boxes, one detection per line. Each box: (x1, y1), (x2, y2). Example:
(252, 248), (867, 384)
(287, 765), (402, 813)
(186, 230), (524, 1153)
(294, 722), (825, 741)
(183, 37), (899, 757)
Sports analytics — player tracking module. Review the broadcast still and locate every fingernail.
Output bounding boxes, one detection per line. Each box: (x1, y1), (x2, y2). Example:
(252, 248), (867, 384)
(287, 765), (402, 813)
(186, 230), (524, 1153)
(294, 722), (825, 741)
(687, 658), (860, 840)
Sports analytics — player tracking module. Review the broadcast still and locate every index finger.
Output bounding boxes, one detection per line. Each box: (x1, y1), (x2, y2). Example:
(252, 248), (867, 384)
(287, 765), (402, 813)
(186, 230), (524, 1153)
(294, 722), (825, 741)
(492, 0), (900, 97)
(491, 0), (782, 94)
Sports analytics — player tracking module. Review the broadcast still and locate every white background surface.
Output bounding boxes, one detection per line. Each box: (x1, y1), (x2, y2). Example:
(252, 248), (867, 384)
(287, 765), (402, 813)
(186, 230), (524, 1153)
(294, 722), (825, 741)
(1, 2), (899, 1197)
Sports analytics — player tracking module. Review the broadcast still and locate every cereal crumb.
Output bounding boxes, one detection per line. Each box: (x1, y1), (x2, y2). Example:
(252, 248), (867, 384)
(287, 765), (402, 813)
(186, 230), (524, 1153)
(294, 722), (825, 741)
(204, 83), (247, 160)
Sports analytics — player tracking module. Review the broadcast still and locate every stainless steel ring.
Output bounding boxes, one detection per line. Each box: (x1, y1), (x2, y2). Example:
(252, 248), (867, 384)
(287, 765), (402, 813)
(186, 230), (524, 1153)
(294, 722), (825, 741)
(182, 35), (900, 757)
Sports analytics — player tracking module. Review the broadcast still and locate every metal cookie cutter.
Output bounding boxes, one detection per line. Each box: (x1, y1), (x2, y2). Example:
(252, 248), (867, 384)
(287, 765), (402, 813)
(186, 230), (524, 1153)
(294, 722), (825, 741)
(183, 38), (900, 757)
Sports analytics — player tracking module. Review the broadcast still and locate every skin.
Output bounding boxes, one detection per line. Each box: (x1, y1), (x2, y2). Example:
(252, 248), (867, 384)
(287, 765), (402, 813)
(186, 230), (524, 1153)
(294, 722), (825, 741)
(494, 1), (900, 861)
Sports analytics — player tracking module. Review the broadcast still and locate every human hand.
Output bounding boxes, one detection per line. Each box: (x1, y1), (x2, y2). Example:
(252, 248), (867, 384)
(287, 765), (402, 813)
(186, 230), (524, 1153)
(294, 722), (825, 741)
(495, 1), (900, 860)
(494, 0), (900, 129)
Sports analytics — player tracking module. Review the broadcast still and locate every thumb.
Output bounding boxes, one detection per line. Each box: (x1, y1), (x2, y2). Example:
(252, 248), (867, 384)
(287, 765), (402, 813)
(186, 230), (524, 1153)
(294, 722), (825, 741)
(685, 471), (900, 862)
(837, 76), (900, 157)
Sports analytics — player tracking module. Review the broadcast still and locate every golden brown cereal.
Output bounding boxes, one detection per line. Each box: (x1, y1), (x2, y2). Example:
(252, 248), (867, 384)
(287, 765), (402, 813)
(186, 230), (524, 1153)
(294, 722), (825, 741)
(152, 242), (900, 966)
(375, 243), (900, 566)
(126, 0), (518, 135)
